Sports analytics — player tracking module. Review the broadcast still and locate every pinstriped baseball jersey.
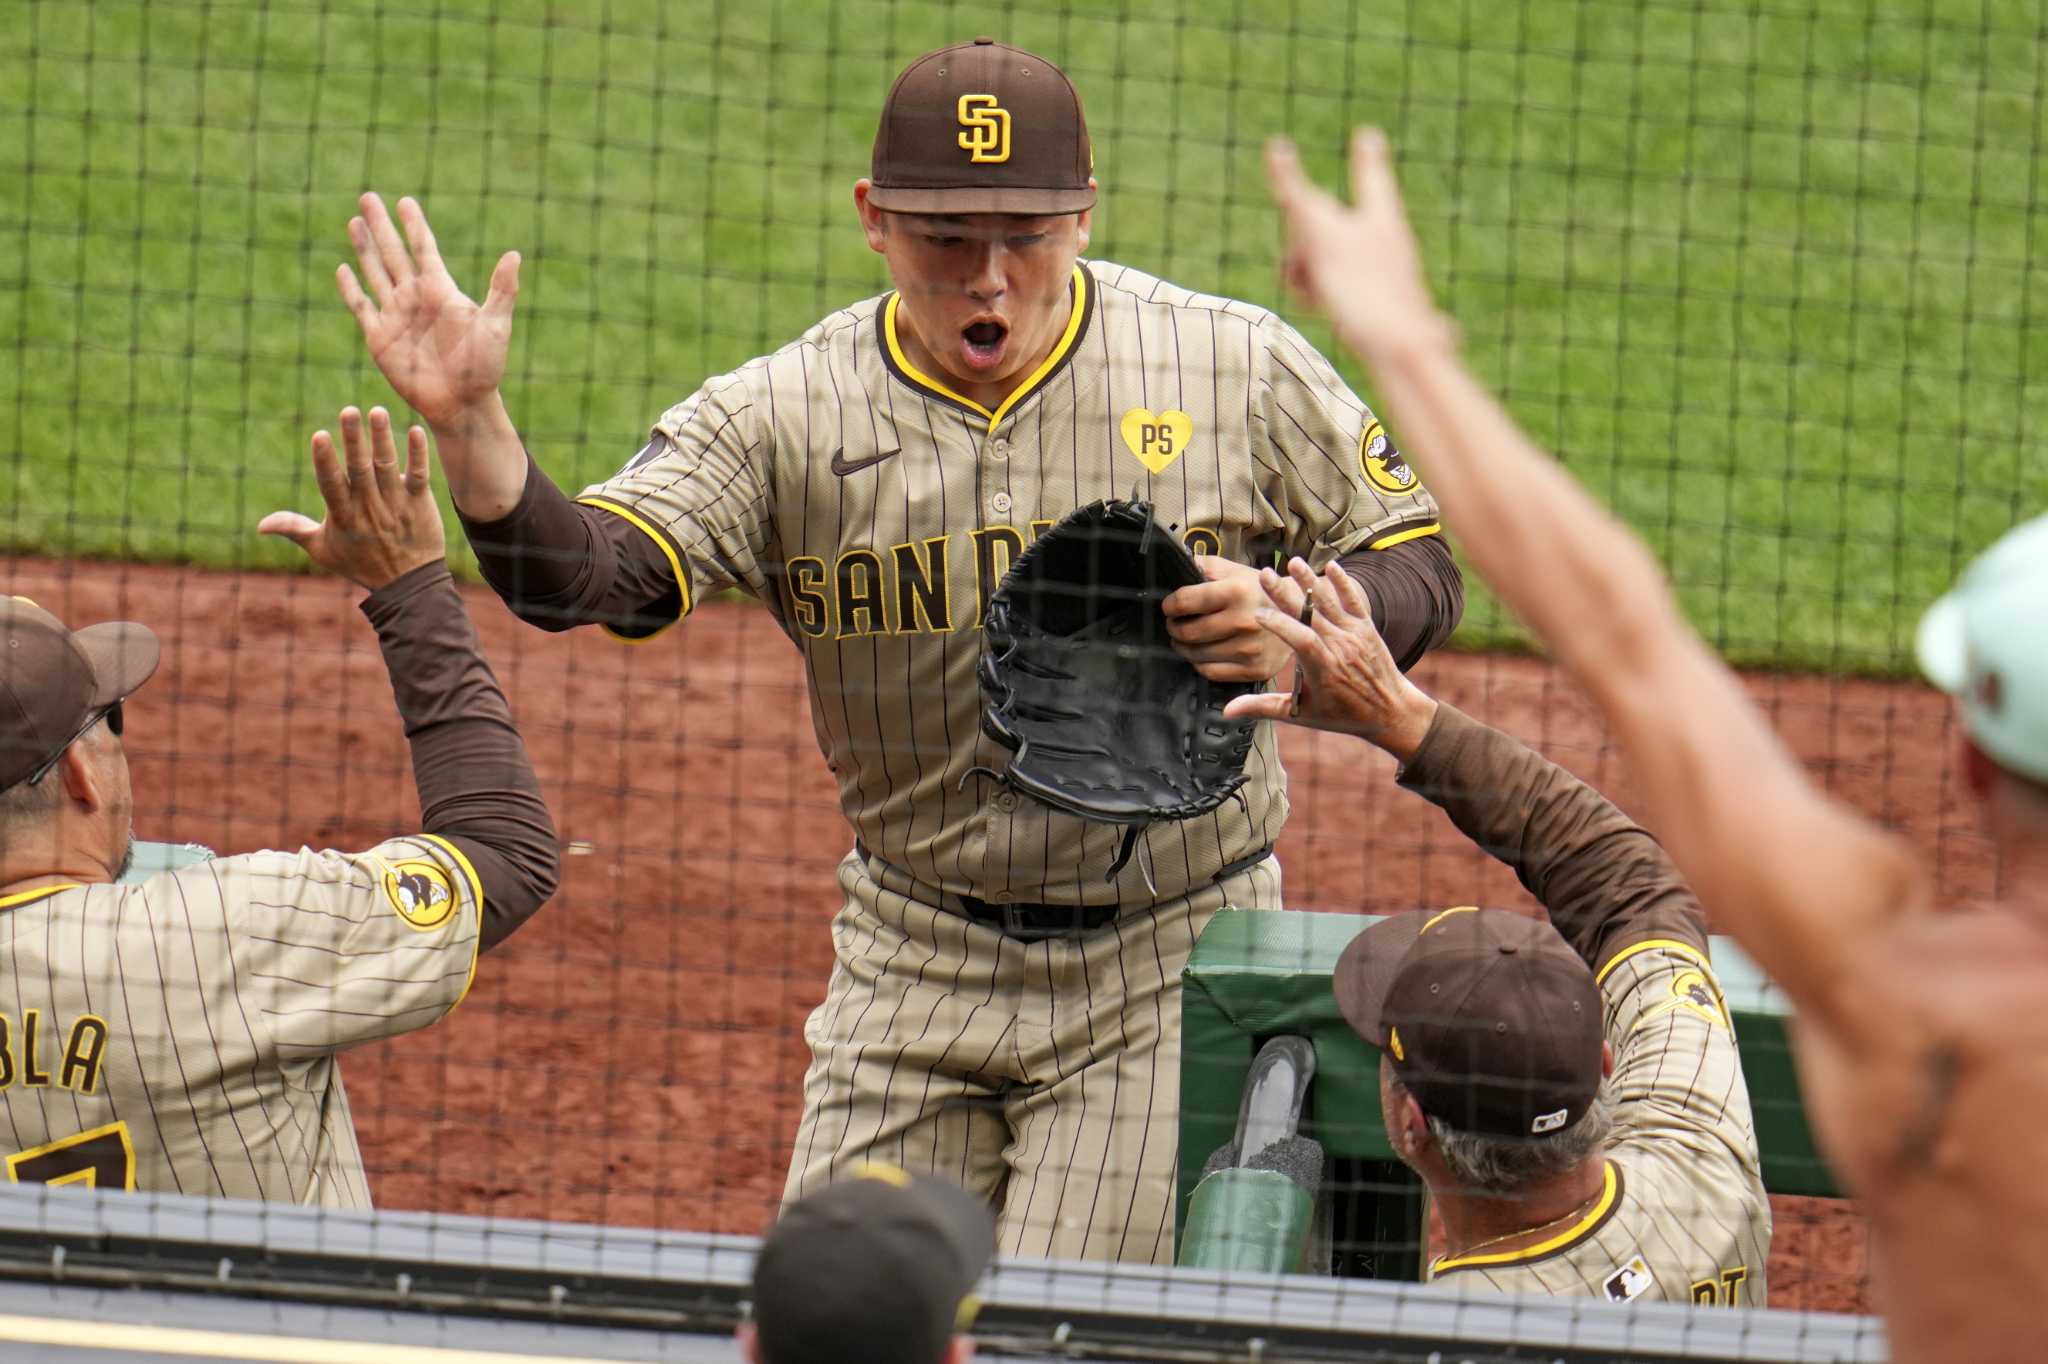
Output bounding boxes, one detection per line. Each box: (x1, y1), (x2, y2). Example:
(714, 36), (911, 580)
(0, 834), (481, 1208)
(1428, 941), (1771, 1305)
(579, 258), (1441, 903)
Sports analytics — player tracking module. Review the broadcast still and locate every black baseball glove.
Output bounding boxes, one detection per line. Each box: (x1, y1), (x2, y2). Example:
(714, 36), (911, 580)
(976, 499), (1257, 885)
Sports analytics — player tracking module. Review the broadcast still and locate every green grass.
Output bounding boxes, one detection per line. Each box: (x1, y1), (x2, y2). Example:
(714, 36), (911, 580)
(3, 0), (2044, 672)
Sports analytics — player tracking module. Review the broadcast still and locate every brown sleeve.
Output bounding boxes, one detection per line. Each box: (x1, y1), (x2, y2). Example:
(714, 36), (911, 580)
(458, 453), (684, 636)
(1394, 701), (1707, 968)
(1336, 533), (1464, 671)
(360, 562), (561, 951)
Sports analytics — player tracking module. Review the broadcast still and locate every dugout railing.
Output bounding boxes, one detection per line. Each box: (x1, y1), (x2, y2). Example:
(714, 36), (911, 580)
(0, 1182), (1881, 1363)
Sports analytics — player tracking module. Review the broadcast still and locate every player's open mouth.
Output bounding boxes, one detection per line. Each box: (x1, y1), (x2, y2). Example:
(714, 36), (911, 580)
(960, 319), (1009, 371)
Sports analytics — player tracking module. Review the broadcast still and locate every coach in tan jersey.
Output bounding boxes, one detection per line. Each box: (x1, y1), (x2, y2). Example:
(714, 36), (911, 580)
(1263, 127), (2048, 1355)
(0, 406), (557, 1206)
(335, 41), (1461, 1261)
(1229, 561), (1767, 1303)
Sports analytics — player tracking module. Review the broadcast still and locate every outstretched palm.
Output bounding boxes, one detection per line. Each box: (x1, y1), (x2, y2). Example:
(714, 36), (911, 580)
(337, 193), (520, 428)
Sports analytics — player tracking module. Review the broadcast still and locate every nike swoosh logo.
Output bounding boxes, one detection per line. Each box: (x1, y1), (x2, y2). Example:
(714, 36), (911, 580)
(830, 446), (902, 477)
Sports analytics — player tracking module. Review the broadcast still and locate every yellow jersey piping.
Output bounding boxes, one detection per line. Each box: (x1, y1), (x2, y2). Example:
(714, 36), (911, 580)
(0, 884), (83, 911)
(416, 834), (485, 1013)
(1368, 521), (1443, 550)
(1430, 1162), (1622, 1275)
(574, 496), (691, 644)
(881, 265), (1092, 434)
(1595, 937), (1717, 989)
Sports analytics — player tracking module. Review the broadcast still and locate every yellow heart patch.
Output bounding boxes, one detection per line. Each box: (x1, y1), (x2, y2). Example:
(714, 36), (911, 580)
(1119, 408), (1193, 475)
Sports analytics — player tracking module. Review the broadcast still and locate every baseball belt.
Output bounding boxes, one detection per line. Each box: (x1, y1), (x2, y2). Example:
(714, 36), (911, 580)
(856, 842), (1275, 942)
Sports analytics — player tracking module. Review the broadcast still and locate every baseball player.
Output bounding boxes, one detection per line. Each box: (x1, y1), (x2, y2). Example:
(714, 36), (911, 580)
(1264, 128), (2048, 1356)
(336, 40), (1463, 1261)
(0, 406), (558, 1205)
(743, 1162), (995, 1364)
(1229, 559), (1768, 1302)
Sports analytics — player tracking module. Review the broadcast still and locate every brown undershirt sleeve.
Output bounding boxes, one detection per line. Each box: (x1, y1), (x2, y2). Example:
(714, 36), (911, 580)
(1337, 533), (1464, 671)
(459, 454), (683, 636)
(1395, 701), (1708, 968)
(360, 562), (560, 951)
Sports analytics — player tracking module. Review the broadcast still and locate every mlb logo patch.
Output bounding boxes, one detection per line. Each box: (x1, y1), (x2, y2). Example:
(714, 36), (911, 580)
(1603, 1254), (1655, 1302)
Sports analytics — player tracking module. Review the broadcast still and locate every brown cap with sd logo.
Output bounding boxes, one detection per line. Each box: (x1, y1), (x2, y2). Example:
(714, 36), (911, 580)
(868, 37), (1096, 215)
(1334, 906), (1607, 1141)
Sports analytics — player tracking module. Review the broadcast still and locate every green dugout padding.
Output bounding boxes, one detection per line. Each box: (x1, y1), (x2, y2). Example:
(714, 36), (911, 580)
(1178, 910), (1833, 1272)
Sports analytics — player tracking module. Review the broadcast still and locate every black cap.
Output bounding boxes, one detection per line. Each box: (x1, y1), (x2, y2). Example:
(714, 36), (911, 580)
(868, 38), (1095, 215)
(0, 597), (157, 792)
(1334, 907), (1605, 1140)
(751, 1164), (997, 1364)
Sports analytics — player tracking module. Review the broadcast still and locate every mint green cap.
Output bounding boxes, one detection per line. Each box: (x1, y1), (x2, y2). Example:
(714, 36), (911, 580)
(1916, 513), (2048, 783)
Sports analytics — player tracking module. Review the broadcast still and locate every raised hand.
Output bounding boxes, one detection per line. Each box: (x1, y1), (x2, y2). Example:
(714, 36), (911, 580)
(1264, 130), (1453, 362)
(1221, 557), (1438, 760)
(259, 406), (447, 591)
(337, 194), (520, 431)
(333, 194), (530, 520)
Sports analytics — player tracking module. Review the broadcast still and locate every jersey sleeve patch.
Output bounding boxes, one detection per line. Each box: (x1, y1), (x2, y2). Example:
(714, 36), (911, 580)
(1360, 419), (1421, 496)
(1630, 966), (1732, 1033)
(379, 857), (458, 931)
(385, 834), (485, 1013)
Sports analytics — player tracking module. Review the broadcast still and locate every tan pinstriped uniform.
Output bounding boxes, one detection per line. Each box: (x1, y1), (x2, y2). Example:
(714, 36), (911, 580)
(1428, 942), (1771, 1305)
(580, 258), (1441, 1260)
(0, 835), (481, 1208)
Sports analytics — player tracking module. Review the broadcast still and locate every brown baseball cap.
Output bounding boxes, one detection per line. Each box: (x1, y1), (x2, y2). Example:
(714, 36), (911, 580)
(868, 37), (1095, 215)
(0, 597), (157, 792)
(750, 1163), (996, 1364)
(1335, 907), (1605, 1141)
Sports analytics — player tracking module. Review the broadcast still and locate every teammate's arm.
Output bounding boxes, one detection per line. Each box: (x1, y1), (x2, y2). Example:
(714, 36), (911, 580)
(1262, 131), (1924, 1035)
(1227, 559), (1704, 966)
(1335, 533), (1463, 671)
(457, 454), (684, 636)
(457, 374), (773, 640)
(1230, 564), (1765, 1188)
(260, 407), (559, 948)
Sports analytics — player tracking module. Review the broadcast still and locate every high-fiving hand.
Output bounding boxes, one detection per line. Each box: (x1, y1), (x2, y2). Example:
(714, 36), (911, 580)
(1221, 558), (1439, 762)
(337, 194), (520, 430)
(259, 406), (447, 591)
(1264, 129), (1453, 363)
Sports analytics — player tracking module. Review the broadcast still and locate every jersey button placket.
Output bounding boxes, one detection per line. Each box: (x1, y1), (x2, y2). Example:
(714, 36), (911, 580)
(984, 427), (1013, 521)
